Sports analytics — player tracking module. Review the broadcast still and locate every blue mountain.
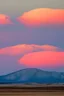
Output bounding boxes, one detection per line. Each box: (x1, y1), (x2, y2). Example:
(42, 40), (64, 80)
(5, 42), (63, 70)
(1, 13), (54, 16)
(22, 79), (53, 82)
(0, 68), (64, 84)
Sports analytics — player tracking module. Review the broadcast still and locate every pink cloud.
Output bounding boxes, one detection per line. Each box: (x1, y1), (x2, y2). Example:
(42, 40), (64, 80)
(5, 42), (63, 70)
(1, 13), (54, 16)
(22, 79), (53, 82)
(0, 14), (12, 24)
(19, 51), (64, 68)
(0, 44), (62, 56)
(17, 8), (64, 26)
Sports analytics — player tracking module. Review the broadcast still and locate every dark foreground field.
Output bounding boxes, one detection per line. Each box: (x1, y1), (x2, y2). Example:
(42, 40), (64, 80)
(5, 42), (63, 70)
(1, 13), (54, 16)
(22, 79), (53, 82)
(0, 84), (64, 96)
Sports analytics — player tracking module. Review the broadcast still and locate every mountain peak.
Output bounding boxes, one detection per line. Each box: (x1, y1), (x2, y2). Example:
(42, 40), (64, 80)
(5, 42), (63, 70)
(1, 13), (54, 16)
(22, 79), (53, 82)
(0, 68), (64, 84)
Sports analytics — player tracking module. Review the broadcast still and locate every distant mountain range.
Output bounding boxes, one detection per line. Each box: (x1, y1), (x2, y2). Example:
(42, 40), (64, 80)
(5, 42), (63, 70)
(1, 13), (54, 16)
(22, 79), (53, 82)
(0, 68), (64, 84)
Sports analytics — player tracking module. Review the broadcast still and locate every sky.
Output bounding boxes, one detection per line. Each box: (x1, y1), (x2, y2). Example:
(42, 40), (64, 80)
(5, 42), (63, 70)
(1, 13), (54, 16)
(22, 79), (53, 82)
(0, 0), (64, 75)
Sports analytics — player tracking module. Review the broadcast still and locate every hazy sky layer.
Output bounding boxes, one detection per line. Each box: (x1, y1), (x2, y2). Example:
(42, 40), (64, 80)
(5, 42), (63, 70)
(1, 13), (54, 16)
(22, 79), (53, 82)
(0, 0), (64, 16)
(0, 25), (64, 48)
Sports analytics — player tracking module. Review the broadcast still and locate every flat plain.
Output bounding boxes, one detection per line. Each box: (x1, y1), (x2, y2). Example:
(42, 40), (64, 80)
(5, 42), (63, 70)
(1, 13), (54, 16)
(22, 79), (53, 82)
(0, 84), (64, 96)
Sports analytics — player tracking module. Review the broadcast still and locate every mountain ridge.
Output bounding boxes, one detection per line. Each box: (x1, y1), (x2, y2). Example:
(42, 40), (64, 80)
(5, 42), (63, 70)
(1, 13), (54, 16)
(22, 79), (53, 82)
(0, 68), (64, 84)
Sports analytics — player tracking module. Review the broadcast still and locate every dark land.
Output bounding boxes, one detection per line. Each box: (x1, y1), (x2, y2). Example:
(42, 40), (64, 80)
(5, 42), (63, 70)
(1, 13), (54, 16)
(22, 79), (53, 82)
(0, 84), (64, 92)
(0, 68), (64, 95)
(0, 84), (64, 96)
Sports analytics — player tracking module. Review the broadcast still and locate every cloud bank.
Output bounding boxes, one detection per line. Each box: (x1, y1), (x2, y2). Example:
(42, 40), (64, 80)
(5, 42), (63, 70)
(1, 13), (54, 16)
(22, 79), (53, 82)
(0, 44), (64, 73)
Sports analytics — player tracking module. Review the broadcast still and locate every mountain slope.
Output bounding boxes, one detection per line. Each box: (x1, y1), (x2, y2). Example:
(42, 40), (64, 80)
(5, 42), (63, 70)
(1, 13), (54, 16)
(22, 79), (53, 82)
(0, 68), (64, 84)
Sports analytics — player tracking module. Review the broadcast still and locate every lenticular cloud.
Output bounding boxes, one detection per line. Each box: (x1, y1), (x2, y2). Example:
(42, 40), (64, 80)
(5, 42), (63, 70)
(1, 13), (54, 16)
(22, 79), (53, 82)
(0, 44), (62, 55)
(19, 51), (64, 68)
(17, 8), (64, 26)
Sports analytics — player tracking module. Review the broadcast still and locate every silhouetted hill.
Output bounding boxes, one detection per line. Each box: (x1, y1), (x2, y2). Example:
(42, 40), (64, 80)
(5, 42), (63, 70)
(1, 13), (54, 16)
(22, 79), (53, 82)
(0, 68), (64, 84)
